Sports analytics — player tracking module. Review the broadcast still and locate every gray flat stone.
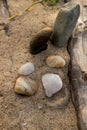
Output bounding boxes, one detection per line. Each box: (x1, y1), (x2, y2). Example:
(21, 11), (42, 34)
(51, 1), (80, 47)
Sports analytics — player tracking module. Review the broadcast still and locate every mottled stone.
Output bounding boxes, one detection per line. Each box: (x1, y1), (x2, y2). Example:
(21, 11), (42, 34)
(46, 55), (65, 68)
(29, 27), (53, 54)
(18, 62), (35, 76)
(51, 1), (80, 47)
(42, 73), (63, 97)
(14, 77), (38, 96)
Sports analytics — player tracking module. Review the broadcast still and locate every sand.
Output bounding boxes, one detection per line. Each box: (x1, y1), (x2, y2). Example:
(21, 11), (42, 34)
(0, 1), (78, 130)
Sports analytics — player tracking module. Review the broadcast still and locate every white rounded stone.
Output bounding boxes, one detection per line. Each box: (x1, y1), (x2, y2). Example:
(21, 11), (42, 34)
(46, 55), (65, 68)
(42, 73), (63, 97)
(18, 62), (35, 76)
(14, 77), (38, 96)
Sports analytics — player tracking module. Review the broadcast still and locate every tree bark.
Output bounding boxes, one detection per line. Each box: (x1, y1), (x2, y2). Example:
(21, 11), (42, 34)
(68, 1), (87, 128)
(68, 30), (87, 130)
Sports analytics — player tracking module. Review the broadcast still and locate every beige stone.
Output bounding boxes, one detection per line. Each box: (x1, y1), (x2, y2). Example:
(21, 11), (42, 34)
(46, 55), (65, 68)
(14, 77), (38, 96)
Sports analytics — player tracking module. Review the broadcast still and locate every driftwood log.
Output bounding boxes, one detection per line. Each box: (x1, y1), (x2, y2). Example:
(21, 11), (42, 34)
(68, 30), (87, 130)
(68, 0), (87, 129)
(0, 0), (10, 19)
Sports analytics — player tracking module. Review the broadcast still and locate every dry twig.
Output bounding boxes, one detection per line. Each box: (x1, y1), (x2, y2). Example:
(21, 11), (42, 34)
(8, 0), (43, 21)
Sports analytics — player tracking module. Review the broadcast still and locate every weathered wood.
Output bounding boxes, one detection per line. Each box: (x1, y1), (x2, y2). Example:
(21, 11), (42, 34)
(68, 1), (87, 129)
(0, 0), (9, 19)
(68, 32), (87, 130)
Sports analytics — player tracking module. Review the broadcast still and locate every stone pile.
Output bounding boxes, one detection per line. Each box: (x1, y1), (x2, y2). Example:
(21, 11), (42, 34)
(14, 55), (64, 97)
(15, 1), (80, 98)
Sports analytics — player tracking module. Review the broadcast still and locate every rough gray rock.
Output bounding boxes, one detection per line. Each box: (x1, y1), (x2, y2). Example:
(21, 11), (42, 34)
(51, 1), (80, 47)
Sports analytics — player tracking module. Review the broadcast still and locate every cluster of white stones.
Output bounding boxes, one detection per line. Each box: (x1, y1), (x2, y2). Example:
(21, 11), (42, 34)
(14, 55), (65, 97)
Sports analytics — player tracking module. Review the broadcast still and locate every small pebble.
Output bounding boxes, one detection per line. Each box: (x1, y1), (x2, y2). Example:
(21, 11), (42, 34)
(46, 55), (65, 68)
(18, 62), (35, 76)
(14, 77), (38, 96)
(37, 103), (43, 110)
(42, 73), (63, 97)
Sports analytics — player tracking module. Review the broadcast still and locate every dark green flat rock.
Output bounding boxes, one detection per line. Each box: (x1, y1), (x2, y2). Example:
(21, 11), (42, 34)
(29, 27), (53, 55)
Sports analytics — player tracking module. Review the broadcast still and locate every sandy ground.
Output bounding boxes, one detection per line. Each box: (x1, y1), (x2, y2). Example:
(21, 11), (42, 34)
(0, 2), (78, 130)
